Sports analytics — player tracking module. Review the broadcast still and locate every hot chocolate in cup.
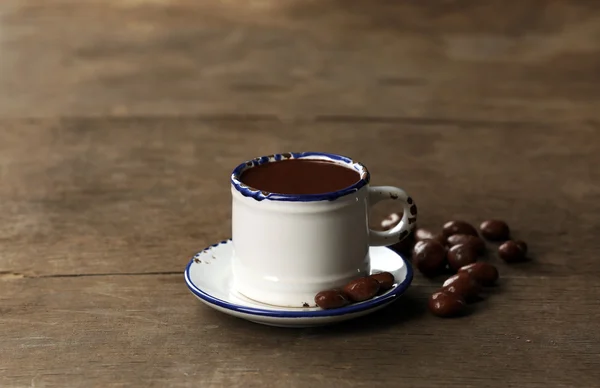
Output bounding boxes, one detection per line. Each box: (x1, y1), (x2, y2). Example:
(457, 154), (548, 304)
(230, 152), (417, 308)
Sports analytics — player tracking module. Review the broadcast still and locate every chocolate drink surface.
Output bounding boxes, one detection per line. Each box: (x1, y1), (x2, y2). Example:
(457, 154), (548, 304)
(240, 159), (361, 195)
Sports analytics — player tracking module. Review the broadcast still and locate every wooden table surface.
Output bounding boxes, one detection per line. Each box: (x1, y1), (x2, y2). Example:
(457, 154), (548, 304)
(1, 1), (599, 387)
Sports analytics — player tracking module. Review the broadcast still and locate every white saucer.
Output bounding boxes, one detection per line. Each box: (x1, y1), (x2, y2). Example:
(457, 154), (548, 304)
(184, 239), (413, 328)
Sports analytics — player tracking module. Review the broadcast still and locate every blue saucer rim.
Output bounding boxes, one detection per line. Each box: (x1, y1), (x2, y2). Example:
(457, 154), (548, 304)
(184, 241), (414, 318)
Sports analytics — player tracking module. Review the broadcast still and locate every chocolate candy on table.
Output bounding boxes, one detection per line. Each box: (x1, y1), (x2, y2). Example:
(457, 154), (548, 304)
(446, 234), (485, 254)
(412, 240), (447, 277)
(447, 243), (479, 271)
(369, 272), (395, 292)
(498, 240), (526, 262)
(414, 227), (438, 241)
(314, 290), (350, 310)
(381, 213), (415, 255)
(479, 219), (510, 241)
(415, 227), (435, 241)
(381, 212), (402, 231)
(415, 228), (446, 246)
(428, 291), (467, 318)
(442, 272), (482, 301)
(432, 235), (447, 246)
(343, 276), (381, 302)
(514, 240), (528, 255)
(442, 220), (478, 237)
(458, 262), (499, 286)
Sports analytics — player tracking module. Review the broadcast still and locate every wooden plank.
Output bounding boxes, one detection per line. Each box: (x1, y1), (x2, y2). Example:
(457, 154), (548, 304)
(1, 0), (600, 121)
(0, 274), (598, 387)
(0, 1), (599, 386)
(0, 117), (598, 277)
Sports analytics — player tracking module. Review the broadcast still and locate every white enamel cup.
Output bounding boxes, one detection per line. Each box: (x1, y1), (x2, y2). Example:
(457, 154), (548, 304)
(230, 152), (417, 307)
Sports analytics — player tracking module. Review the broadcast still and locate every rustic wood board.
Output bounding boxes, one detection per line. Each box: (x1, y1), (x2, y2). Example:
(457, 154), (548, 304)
(1, 0), (600, 122)
(1, 117), (598, 387)
(0, 118), (598, 277)
(1, 274), (599, 388)
(1, 0), (599, 387)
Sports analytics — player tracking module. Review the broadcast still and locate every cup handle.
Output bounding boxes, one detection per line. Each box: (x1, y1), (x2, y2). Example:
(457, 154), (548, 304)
(368, 186), (417, 247)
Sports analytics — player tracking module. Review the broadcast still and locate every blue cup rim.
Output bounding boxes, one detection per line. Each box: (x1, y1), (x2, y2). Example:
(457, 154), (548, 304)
(230, 152), (370, 202)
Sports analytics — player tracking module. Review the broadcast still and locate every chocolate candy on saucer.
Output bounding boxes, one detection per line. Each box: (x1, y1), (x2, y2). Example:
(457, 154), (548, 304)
(315, 290), (350, 310)
(369, 272), (395, 292)
(343, 277), (380, 302)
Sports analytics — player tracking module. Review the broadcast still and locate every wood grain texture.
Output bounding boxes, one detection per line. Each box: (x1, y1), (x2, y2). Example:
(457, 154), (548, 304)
(1, 0), (600, 122)
(1, 117), (598, 387)
(1, 275), (599, 388)
(1, 0), (599, 387)
(0, 118), (598, 278)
